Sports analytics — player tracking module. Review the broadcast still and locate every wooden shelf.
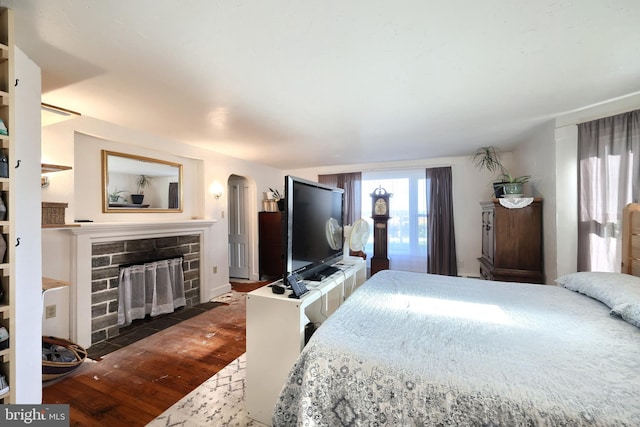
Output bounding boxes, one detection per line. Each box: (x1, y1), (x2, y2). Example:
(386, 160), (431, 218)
(41, 163), (72, 173)
(42, 277), (70, 291)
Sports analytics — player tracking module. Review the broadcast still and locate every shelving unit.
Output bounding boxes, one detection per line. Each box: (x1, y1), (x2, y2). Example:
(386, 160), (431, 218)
(0, 6), (12, 404)
(246, 258), (367, 425)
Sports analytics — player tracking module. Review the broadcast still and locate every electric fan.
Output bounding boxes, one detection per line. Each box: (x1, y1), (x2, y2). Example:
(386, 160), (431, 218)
(325, 217), (342, 250)
(343, 218), (370, 259)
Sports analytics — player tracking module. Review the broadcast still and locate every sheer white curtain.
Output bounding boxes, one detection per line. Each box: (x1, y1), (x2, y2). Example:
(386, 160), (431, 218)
(361, 169), (427, 273)
(118, 257), (186, 327)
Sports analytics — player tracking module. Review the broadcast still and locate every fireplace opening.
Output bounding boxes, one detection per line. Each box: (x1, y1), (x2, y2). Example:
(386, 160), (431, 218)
(91, 235), (201, 346)
(118, 257), (186, 327)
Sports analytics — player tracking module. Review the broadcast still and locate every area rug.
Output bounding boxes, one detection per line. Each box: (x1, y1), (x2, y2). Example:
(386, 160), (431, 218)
(146, 353), (267, 427)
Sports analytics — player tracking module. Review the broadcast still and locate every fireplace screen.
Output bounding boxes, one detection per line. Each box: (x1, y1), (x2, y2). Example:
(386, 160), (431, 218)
(117, 257), (186, 326)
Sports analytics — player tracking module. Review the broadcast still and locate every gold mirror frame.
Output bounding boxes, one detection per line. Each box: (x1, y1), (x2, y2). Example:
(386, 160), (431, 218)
(102, 150), (183, 213)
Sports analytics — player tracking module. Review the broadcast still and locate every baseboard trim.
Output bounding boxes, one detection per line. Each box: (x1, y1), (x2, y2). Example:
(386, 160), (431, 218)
(207, 282), (232, 301)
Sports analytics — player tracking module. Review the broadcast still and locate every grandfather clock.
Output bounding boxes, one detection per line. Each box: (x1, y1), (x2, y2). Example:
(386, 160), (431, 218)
(370, 186), (391, 275)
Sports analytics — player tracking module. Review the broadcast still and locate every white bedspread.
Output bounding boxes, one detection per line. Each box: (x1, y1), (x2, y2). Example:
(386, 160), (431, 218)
(273, 270), (640, 426)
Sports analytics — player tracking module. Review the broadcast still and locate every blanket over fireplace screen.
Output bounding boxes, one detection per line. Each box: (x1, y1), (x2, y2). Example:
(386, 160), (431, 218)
(117, 257), (186, 326)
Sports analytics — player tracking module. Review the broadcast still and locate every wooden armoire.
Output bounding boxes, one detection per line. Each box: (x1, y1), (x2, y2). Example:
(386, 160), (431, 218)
(258, 211), (283, 280)
(479, 198), (544, 284)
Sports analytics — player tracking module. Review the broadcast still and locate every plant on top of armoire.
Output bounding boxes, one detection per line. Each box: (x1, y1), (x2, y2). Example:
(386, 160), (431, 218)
(472, 146), (530, 198)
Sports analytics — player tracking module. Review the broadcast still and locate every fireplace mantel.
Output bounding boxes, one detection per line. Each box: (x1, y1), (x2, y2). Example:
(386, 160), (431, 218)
(68, 219), (217, 236)
(63, 219), (220, 348)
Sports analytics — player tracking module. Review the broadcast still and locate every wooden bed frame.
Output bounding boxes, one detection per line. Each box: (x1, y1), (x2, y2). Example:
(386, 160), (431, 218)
(622, 202), (640, 275)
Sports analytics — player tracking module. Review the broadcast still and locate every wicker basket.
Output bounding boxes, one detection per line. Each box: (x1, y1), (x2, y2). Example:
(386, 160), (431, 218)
(41, 202), (68, 225)
(42, 336), (87, 381)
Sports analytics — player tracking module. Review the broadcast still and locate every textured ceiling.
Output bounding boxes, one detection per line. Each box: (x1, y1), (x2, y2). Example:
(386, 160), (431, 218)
(4, 0), (640, 169)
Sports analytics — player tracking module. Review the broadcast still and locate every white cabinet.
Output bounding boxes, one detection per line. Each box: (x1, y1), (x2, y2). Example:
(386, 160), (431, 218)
(246, 258), (366, 425)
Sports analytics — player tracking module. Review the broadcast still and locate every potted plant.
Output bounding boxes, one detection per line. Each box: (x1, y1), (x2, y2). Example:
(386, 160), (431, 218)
(132, 175), (151, 204)
(108, 187), (128, 203)
(269, 187), (285, 211)
(472, 146), (530, 197)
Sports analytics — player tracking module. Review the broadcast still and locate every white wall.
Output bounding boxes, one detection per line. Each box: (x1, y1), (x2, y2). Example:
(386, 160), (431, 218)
(41, 115), (284, 296)
(73, 132), (201, 221)
(512, 120), (557, 283)
(286, 154), (504, 278)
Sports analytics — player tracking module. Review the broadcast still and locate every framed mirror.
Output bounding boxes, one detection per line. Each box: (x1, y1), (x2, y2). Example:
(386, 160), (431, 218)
(102, 150), (183, 212)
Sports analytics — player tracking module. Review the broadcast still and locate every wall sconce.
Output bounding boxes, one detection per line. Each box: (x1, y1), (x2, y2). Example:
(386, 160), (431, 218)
(209, 182), (224, 199)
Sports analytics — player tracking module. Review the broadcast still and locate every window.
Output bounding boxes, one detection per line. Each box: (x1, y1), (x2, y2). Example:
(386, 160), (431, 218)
(361, 169), (427, 273)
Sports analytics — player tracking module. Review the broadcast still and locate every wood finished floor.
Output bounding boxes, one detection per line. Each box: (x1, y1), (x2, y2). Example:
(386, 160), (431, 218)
(42, 282), (265, 427)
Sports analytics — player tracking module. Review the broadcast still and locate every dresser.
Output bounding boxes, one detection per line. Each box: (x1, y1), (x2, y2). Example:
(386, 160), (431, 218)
(479, 199), (544, 284)
(258, 211), (283, 280)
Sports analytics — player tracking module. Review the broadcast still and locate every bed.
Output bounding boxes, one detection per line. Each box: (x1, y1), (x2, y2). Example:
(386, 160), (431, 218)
(272, 204), (640, 426)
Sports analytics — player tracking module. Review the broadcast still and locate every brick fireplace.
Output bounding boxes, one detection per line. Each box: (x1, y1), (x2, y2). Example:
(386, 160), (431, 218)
(65, 220), (221, 348)
(90, 235), (201, 345)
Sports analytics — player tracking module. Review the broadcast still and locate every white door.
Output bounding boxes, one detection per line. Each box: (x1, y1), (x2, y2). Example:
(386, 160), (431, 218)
(228, 176), (249, 279)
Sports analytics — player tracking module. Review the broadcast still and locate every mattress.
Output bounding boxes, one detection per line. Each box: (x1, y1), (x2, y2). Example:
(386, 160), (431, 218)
(273, 270), (640, 426)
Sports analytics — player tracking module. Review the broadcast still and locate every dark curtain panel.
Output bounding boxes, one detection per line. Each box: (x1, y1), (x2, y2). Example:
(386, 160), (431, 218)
(318, 172), (362, 224)
(168, 182), (179, 209)
(577, 110), (640, 272)
(426, 167), (457, 276)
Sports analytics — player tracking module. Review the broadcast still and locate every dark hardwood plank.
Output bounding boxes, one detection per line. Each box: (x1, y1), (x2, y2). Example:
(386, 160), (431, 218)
(42, 285), (257, 427)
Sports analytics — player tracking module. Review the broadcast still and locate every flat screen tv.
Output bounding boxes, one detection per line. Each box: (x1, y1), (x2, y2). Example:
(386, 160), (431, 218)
(283, 176), (344, 282)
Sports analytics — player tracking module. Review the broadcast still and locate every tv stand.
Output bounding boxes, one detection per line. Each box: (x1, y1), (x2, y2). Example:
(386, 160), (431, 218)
(246, 258), (366, 425)
(305, 265), (340, 281)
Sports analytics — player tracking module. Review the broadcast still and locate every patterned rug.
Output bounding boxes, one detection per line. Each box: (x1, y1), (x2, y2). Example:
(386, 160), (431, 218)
(146, 353), (267, 426)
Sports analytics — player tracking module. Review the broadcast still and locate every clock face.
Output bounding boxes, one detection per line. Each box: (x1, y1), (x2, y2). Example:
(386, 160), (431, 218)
(374, 198), (387, 215)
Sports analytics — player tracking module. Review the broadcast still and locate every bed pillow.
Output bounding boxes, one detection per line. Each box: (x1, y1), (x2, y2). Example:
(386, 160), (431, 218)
(556, 272), (640, 327)
(611, 302), (640, 328)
